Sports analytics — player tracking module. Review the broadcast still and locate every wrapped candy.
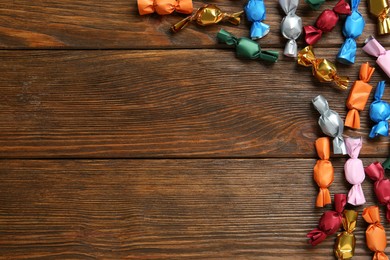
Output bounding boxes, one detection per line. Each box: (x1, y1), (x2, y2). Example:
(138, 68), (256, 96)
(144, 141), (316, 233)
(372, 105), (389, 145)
(307, 194), (347, 246)
(365, 162), (390, 222)
(279, 0), (302, 57)
(362, 206), (388, 260)
(363, 37), (390, 79)
(337, 0), (365, 64)
(313, 137), (334, 207)
(245, 0), (270, 39)
(298, 46), (349, 90)
(334, 210), (358, 260)
(344, 137), (366, 206)
(345, 63), (375, 129)
(312, 95), (347, 155)
(368, 0), (390, 35)
(304, 0), (351, 45)
(369, 81), (390, 138)
(305, 0), (325, 10)
(171, 4), (243, 32)
(383, 157), (390, 170)
(217, 29), (279, 63)
(138, 0), (193, 15)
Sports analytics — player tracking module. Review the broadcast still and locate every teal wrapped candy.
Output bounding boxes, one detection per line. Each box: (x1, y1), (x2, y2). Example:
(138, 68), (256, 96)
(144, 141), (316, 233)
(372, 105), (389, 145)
(305, 0), (326, 10)
(337, 0), (365, 64)
(217, 29), (278, 63)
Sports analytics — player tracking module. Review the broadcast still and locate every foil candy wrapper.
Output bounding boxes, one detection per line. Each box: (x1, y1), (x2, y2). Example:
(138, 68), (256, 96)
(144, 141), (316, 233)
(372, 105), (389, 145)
(368, 0), (390, 35)
(369, 81), (390, 138)
(337, 0), (365, 64)
(363, 36), (390, 79)
(334, 210), (357, 260)
(313, 95), (347, 155)
(171, 4), (243, 32)
(279, 0), (302, 57)
(245, 0), (270, 39)
(344, 137), (366, 206)
(313, 137), (334, 207)
(138, 0), (193, 15)
(217, 29), (279, 63)
(305, 0), (326, 10)
(298, 46), (350, 90)
(365, 162), (390, 223)
(345, 63), (375, 129)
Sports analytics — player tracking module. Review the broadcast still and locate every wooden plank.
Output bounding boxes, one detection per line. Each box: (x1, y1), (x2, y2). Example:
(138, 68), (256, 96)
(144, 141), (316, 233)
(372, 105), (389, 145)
(0, 48), (388, 158)
(0, 158), (388, 259)
(0, 0), (384, 49)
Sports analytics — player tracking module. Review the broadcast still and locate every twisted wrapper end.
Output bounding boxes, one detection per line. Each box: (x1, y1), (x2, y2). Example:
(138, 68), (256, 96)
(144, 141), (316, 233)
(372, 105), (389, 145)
(332, 74), (350, 90)
(284, 40), (298, 57)
(223, 11), (245, 26)
(304, 25), (323, 45)
(297, 45), (316, 67)
(348, 184), (366, 206)
(333, 136), (347, 155)
(345, 109), (360, 129)
(250, 21), (270, 40)
(317, 188), (331, 207)
(305, 0), (325, 10)
(216, 29), (238, 46)
(378, 7), (390, 35)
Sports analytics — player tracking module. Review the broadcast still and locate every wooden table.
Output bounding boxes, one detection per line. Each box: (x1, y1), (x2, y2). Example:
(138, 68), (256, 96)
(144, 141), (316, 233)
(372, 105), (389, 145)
(0, 1), (389, 259)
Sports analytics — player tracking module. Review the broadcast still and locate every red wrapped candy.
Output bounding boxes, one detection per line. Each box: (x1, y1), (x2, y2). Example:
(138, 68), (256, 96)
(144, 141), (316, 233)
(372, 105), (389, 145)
(307, 193), (347, 246)
(365, 162), (390, 222)
(304, 0), (351, 45)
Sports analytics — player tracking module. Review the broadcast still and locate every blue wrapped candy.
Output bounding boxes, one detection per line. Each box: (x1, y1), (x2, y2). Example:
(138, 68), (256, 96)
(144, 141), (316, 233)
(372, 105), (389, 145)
(245, 0), (270, 40)
(337, 0), (365, 64)
(369, 81), (390, 138)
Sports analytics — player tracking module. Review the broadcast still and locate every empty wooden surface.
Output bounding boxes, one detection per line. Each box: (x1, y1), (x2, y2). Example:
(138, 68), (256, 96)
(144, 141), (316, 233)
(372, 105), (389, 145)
(0, 0), (389, 259)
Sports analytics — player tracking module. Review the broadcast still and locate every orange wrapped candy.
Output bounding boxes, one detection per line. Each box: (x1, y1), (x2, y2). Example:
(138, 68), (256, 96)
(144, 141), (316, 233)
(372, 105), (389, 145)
(363, 206), (389, 260)
(345, 63), (375, 129)
(138, 0), (193, 15)
(314, 137), (334, 207)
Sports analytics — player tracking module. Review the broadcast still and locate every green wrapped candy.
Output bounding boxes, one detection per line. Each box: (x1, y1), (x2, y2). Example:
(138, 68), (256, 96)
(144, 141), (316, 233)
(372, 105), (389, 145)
(305, 0), (326, 10)
(217, 29), (278, 63)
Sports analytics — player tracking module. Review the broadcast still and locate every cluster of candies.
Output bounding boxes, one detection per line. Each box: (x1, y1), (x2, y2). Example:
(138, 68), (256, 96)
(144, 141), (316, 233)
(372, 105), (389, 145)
(137, 0), (390, 258)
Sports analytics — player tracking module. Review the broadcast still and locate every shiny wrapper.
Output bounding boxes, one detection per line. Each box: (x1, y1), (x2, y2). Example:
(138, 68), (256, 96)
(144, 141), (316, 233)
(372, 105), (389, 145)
(363, 37), (390, 79)
(138, 0), (193, 15)
(369, 81), (390, 138)
(368, 0), (390, 35)
(217, 29), (279, 63)
(334, 210), (357, 260)
(362, 206), (389, 260)
(245, 0), (270, 39)
(305, 0), (326, 10)
(345, 63), (375, 129)
(307, 194), (347, 246)
(279, 0), (302, 57)
(365, 162), (390, 223)
(312, 95), (347, 155)
(337, 0), (365, 64)
(314, 137), (334, 207)
(344, 137), (366, 206)
(304, 0), (351, 45)
(298, 46), (350, 90)
(171, 4), (243, 32)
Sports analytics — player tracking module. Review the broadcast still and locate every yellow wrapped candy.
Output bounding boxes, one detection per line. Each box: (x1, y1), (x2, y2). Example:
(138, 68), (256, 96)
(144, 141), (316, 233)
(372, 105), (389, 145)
(368, 0), (390, 35)
(334, 210), (357, 259)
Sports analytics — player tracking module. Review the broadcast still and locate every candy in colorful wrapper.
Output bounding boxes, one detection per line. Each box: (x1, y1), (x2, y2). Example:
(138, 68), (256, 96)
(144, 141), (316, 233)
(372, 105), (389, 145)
(304, 0), (351, 45)
(217, 29), (279, 63)
(383, 157), (390, 170)
(365, 162), (390, 223)
(313, 95), (347, 155)
(313, 137), (334, 207)
(369, 81), (390, 138)
(344, 137), (366, 206)
(337, 0), (365, 64)
(279, 0), (302, 57)
(305, 0), (326, 10)
(298, 46), (349, 90)
(171, 4), (244, 32)
(345, 63), (375, 129)
(245, 0), (270, 39)
(307, 194), (347, 246)
(362, 206), (389, 260)
(138, 0), (193, 15)
(363, 36), (390, 79)
(368, 0), (390, 35)
(334, 210), (357, 260)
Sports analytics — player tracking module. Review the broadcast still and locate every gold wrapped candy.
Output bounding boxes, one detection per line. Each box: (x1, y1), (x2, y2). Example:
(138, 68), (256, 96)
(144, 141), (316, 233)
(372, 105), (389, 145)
(368, 0), (390, 35)
(171, 4), (244, 32)
(298, 46), (349, 90)
(334, 210), (357, 259)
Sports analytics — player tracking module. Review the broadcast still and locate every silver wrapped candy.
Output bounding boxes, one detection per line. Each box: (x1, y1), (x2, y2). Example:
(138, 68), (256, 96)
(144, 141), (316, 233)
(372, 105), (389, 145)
(312, 95), (347, 155)
(279, 0), (302, 57)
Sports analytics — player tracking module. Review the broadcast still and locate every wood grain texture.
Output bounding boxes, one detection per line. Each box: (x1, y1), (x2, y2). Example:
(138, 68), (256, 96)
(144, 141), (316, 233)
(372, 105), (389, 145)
(0, 159), (389, 259)
(0, 48), (389, 158)
(0, 0), (387, 49)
